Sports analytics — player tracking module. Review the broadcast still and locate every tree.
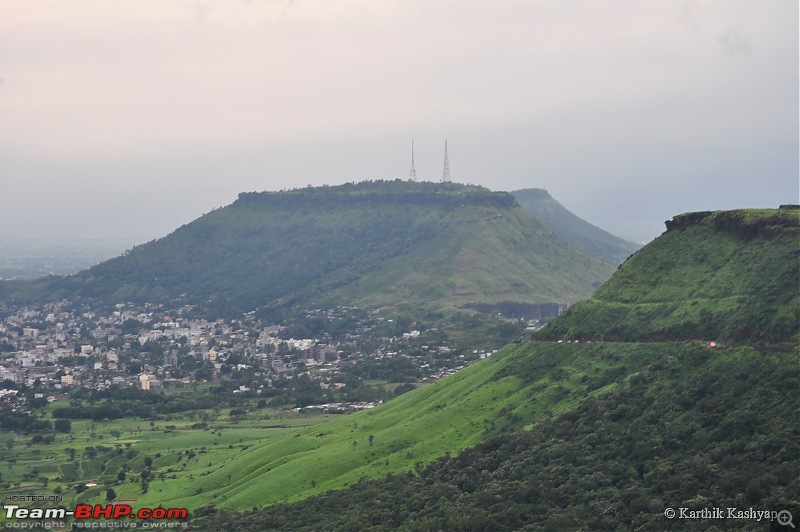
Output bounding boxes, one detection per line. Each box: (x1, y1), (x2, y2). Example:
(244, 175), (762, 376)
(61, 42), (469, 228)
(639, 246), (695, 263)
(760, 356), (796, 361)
(195, 363), (214, 382)
(54, 419), (72, 433)
(229, 408), (247, 421)
(105, 488), (116, 501)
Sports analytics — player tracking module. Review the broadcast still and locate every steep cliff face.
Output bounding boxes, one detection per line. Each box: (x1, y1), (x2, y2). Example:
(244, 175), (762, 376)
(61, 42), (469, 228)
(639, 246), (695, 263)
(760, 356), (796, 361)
(664, 208), (799, 239)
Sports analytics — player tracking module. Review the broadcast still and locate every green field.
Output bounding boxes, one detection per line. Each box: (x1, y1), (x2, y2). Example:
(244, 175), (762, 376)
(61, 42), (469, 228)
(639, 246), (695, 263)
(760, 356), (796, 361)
(0, 404), (331, 517)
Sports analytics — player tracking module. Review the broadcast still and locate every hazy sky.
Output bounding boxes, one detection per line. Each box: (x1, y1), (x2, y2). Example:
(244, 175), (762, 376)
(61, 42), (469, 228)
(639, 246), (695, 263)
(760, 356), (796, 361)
(1, 0), (797, 245)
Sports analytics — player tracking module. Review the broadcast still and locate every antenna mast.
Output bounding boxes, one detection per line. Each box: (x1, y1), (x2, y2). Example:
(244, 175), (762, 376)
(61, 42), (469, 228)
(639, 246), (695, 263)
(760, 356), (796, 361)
(442, 139), (451, 182)
(409, 140), (417, 181)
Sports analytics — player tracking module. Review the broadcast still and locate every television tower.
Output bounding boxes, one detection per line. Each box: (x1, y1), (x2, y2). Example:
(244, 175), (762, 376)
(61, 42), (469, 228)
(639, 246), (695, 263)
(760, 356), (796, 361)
(442, 139), (451, 182)
(409, 140), (417, 181)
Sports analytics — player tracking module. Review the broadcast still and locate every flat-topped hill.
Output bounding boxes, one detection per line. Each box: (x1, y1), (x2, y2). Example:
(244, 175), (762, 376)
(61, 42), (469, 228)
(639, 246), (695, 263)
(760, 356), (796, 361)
(0, 181), (613, 319)
(536, 208), (799, 344)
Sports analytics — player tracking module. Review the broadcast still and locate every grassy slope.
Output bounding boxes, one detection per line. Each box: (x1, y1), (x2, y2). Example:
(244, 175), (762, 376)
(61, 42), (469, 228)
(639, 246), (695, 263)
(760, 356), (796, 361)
(132, 340), (679, 512)
(325, 202), (611, 312)
(537, 208), (800, 344)
(207, 342), (798, 531)
(512, 188), (641, 265)
(131, 342), (524, 510)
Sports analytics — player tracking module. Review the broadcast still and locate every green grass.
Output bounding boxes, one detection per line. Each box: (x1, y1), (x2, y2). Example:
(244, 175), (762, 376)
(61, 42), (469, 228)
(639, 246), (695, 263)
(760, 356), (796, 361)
(0, 405), (331, 522)
(199, 342), (798, 531)
(538, 209), (799, 344)
(318, 201), (612, 315)
(122, 340), (725, 513)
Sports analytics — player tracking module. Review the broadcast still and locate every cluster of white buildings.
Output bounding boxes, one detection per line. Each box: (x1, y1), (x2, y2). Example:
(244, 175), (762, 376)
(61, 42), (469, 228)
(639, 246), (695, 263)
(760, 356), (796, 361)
(0, 300), (495, 404)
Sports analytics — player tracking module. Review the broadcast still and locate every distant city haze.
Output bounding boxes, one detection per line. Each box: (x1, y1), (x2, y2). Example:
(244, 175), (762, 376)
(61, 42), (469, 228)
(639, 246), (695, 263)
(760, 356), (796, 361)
(1, 1), (797, 249)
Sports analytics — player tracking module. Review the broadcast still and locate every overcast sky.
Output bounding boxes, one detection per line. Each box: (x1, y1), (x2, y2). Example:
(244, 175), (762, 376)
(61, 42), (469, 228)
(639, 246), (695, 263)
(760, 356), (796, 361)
(1, 0), (797, 245)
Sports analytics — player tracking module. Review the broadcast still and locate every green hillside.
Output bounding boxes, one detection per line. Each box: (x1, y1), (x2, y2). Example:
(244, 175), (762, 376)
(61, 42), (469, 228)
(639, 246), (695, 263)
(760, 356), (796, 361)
(512, 188), (641, 265)
(536, 208), (800, 344)
(8, 205), (796, 529)
(162, 206), (796, 529)
(134, 341), (733, 513)
(0, 181), (611, 318)
(202, 343), (799, 531)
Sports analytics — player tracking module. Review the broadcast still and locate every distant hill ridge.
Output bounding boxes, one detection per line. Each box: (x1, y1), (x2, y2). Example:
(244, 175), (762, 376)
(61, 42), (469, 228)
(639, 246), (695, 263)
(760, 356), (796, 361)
(511, 188), (641, 265)
(0, 180), (613, 320)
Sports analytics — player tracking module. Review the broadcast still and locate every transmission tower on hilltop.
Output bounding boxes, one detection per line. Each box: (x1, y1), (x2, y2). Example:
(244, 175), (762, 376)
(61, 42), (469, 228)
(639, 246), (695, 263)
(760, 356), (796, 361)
(409, 140), (417, 181)
(442, 139), (451, 182)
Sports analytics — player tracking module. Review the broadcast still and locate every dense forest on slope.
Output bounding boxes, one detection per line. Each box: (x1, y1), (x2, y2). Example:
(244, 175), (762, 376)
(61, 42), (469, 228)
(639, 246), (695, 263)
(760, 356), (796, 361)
(197, 343), (798, 531)
(0, 181), (611, 319)
(536, 209), (800, 344)
(512, 188), (641, 265)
